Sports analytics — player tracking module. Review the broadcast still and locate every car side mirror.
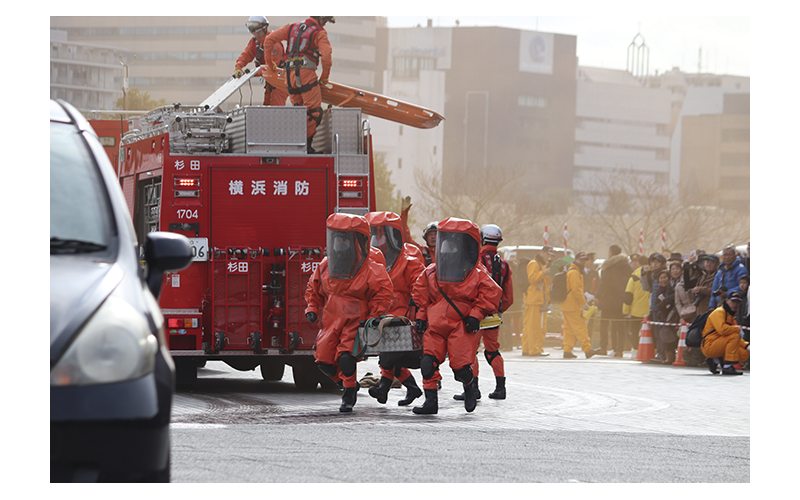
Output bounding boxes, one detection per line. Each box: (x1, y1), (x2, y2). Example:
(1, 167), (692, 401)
(144, 232), (193, 299)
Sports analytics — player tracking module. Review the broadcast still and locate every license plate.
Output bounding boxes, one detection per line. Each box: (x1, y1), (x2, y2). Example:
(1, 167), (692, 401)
(188, 237), (208, 261)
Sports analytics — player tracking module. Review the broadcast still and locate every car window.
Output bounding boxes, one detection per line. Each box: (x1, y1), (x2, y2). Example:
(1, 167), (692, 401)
(50, 121), (114, 254)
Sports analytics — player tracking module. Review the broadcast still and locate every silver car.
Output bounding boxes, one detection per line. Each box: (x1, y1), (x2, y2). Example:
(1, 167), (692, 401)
(50, 99), (192, 482)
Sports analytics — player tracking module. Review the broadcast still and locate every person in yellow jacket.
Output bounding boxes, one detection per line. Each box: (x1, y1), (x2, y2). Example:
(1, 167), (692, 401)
(522, 246), (555, 356)
(561, 253), (597, 359)
(701, 290), (749, 375)
(622, 255), (651, 350)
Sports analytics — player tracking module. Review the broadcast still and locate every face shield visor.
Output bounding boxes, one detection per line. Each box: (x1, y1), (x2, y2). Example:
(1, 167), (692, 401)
(436, 231), (479, 283)
(370, 225), (403, 271)
(326, 229), (369, 279)
(246, 21), (267, 35)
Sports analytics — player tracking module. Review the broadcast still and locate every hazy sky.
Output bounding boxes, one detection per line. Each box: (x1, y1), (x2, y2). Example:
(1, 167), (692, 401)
(386, 16), (750, 77)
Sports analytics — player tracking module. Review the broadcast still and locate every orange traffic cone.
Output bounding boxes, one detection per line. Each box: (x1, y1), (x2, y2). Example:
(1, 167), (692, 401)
(673, 321), (687, 367)
(636, 316), (655, 362)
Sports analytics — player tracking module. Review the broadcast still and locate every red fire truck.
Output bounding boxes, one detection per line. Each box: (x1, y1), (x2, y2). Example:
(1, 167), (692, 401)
(114, 69), (443, 388)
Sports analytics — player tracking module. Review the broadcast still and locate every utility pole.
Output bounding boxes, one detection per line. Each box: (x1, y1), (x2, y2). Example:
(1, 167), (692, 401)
(120, 54), (136, 110)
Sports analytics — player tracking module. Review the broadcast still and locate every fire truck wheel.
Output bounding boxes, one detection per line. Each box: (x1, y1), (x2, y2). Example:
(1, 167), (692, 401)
(175, 358), (198, 386)
(259, 361), (286, 381)
(292, 361), (321, 391)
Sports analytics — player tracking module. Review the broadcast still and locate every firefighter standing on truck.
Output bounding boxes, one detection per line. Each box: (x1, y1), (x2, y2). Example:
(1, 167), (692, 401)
(364, 211), (427, 407)
(454, 224), (513, 401)
(263, 16), (334, 153)
(304, 213), (394, 412)
(410, 218), (502, 415)
(232, 16), (289, 106)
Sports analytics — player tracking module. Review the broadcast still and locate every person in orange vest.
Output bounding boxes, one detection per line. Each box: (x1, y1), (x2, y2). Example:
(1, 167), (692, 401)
(363, 211), (427, 406)
(454, 224), (513, 401)
(522, 246), (555, 356)
(561, 252), (598, 359)
(701, 290), (749, 375)
(399, 196), (437, 266)
(411, 218), (502, 414)
(263, 16), (334, 153)
(304, 213), (394, 412)
(232, 16), (289, 106)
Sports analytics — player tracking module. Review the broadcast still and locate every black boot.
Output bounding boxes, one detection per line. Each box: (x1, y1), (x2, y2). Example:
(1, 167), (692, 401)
(463, 379), (477, 412)
(453, 377), (480, 400)
(339, 387), (357, 413)
(398, 375), (423, 406)
(368, 376), (393, 404)
(412, 389), (438, 414)
(721, 364), (743, 375)
(488, 376), (506, 399)
(705, 357), (720, 374)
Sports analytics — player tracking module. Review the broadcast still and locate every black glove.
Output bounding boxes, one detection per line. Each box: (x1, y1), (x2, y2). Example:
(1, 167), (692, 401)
(465, 316), (481, 333)
(305, 312), (318, 323)
(415, 319), (428, 335)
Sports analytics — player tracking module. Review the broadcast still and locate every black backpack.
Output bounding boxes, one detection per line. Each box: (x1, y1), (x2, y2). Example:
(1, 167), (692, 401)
(685, 309), (713, 348)
(549, 270), (568, 304)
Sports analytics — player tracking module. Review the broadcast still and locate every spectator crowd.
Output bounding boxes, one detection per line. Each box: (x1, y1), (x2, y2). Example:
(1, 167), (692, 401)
(505, 242), (750, 370)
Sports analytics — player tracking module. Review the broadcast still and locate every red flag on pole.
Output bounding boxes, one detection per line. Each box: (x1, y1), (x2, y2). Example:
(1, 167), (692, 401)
(638, 228), (644, 254)
(563, 224), (568, 250)
(661, 228), (666, 252)
(543, 225), (548, 246)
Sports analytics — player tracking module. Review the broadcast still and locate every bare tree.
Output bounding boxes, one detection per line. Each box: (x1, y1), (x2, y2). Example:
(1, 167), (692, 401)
(410, 162), (560, 245)
(577, 169), (749, 255)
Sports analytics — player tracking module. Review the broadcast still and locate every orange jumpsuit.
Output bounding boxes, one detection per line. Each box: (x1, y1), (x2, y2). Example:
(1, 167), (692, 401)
(411, 219), (502, 390)
(400, 204), (436, 266)
(522, 256), (551, 355)
(561, 262), (593, 354)
(473, 245), (513, 378)
(365, 211), (427, 384)
(263, 18), (332, 140)
(304, 214), (393, 389)
(235, 31), (288, 106)
(701, 305), (750, 364)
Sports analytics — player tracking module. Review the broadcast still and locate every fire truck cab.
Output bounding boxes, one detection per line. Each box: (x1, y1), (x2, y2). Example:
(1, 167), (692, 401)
(117, 83), (382, 389)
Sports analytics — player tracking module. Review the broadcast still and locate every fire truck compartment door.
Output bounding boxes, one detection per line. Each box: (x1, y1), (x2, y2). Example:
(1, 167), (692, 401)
(210, 166), (329, 350)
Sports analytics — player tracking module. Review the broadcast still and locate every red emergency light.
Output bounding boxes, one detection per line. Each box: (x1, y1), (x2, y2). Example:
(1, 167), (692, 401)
(339, 179), (362, 188)
(174, 177), (200, 187)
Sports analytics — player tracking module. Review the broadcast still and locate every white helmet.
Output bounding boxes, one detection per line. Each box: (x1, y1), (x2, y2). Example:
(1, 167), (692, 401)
(246, 16), (269, 35)
(481, 224), (503, 245)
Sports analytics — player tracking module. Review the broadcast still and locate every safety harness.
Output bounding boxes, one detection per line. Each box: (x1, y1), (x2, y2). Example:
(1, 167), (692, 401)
(282, 22), (323, 95)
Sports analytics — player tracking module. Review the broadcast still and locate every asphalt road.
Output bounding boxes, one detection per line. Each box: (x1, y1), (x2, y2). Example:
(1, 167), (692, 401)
(169, 346), (749, 484)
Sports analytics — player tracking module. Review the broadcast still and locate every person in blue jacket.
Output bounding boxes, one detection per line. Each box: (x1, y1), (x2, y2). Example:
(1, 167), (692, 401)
(709, 245), (749, 309)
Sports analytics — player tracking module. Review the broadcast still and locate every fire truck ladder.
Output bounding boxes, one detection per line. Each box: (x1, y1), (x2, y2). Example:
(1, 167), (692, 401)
(256, 66), (444, 129)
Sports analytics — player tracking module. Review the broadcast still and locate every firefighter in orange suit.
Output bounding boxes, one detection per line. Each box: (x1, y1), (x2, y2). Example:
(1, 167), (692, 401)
(399, 196), (437, 266)
(561, 252), (597, 359)
(455, 224), (513, 401)
(364, 212), (427, 407)
(233, 16), (289, 106)
(701, 290), (749, 375)
(522, 246), (555, 356)
(304, 213), (394, 412)
(263, 16), (334, 152)
(410, 218), (502, 414)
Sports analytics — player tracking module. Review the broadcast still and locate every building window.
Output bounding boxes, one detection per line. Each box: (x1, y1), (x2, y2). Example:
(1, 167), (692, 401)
(720, 176), (749, 190)
(720, 152), (750, 167)
(722, 129), (750, 142)
(393, 56), (436, 78)
(518, 95), (548, 108)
